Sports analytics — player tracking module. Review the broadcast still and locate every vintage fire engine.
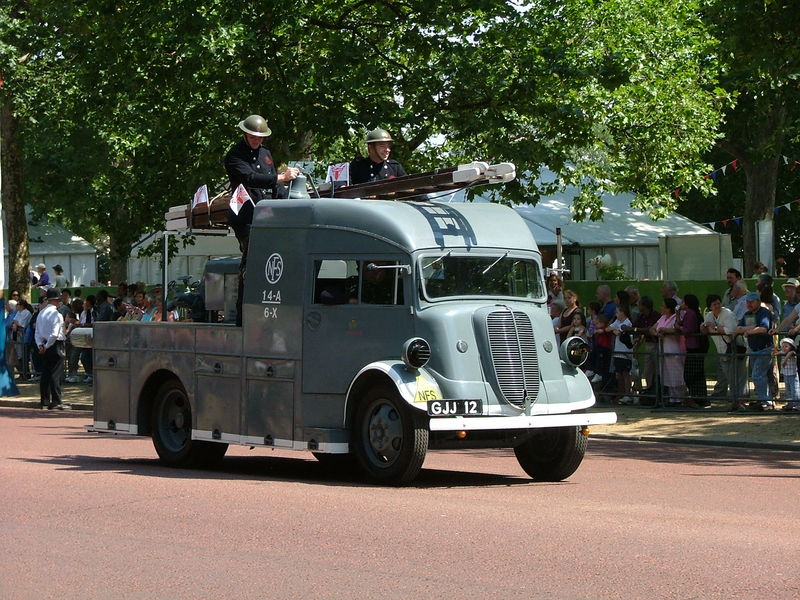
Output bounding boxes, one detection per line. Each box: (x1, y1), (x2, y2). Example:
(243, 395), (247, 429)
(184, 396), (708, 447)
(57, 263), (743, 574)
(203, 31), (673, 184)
(78, 163), (615, 485)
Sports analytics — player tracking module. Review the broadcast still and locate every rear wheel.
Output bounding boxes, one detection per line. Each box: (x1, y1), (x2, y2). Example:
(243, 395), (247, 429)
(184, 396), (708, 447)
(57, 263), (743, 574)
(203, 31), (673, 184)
(514, 426), (587, 481)
(151, 379), (228, 468)
(352, 385), (428, 485)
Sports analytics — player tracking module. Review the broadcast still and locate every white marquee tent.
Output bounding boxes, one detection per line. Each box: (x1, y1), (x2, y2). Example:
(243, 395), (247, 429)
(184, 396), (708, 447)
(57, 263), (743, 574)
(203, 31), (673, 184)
(512, 192), (723, 280)
(2, 207), (97, 288)
(445, 170), (727, 280)
(127, 230), (240, 286)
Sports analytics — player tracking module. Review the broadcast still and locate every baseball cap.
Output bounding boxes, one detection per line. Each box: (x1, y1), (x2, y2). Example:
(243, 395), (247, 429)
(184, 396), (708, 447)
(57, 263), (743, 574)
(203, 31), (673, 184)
(782, 278), (799, 288)
(745, 292), (760, 301)
(780, 337), (796, 348)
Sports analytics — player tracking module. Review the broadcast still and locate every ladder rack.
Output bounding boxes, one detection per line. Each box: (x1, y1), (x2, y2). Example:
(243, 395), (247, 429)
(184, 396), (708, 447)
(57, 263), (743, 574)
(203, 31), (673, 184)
(165, 162), (515, 231)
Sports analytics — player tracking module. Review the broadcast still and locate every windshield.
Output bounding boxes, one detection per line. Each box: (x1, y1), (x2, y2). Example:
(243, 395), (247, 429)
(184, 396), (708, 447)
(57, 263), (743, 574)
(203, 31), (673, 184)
(419, 254), (545, 301)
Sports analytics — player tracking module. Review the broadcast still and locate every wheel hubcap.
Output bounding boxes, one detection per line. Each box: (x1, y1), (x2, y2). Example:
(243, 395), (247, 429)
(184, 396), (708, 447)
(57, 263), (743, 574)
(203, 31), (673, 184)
(160, 392), (190, 452)
(366, 402), (403, 465)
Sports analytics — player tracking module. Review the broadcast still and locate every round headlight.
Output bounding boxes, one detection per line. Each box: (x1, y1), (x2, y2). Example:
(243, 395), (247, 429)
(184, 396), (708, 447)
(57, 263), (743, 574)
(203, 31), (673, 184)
(402, 337), (431, 369)
(560, 336), (589, 367)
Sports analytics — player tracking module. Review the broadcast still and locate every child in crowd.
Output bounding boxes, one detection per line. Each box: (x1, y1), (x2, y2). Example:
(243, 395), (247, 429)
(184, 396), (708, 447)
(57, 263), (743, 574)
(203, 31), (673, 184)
(567, 311), (589, 344)
(550, 300), (565, 345)
(589, 313), (613, 386)
(584, 302), (601, 377)
(778, 337), (800, 411)
(610, 305), (634, 404)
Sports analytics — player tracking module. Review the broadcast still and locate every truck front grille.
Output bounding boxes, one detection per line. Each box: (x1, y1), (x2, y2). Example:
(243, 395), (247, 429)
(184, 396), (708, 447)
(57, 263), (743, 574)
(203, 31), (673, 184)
(486, 310), (540, 408)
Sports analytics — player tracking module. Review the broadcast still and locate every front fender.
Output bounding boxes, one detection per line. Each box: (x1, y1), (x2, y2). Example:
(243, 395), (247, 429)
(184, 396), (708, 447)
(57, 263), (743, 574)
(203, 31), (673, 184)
(560, 363), (596, 410)
(346, 361), (442, 412)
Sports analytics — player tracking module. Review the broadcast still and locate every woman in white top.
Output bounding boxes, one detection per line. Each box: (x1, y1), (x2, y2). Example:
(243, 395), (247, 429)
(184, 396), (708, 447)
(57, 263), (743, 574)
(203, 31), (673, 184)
(12, 300), (32, 330)
(52, 265), (69, 289)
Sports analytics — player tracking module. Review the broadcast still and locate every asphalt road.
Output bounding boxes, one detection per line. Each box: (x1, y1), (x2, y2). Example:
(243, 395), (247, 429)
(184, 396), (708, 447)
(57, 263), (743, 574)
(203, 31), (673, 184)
(2, 407), (798, 600)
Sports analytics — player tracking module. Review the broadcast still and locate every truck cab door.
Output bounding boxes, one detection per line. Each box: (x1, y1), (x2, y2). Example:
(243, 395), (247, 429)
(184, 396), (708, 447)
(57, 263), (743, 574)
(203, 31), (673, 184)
(303, 258), (413, 394)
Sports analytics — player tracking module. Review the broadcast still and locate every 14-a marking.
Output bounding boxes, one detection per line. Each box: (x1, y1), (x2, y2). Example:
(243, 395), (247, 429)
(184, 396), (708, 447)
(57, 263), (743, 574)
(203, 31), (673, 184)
(262, 289), (281, 304)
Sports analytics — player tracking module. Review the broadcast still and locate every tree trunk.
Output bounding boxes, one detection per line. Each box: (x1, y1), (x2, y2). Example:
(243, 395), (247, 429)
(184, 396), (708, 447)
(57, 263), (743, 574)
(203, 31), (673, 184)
(720, 98), (786, 271)
(108, 235), (130, 285)
(0, 103), (32, 300)
(108, 211), (135, 285)
(741, 157), (780, 274)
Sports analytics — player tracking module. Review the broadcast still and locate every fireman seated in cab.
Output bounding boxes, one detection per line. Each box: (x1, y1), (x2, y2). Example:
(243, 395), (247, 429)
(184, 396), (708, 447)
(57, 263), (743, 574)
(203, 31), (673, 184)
(313, 259), (403, 305)
(224, 114), (300, 325)
(349, 128), (407, 184)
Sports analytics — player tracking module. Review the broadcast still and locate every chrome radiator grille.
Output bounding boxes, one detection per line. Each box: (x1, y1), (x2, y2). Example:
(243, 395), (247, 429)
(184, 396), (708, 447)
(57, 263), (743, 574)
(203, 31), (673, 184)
(485, 310), (540, 408)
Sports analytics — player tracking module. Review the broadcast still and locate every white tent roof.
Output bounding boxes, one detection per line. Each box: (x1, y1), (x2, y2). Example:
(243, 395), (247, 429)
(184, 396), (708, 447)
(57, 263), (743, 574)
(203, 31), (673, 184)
(513, 192), (714, 246)
(25, 219), (97, 256)
(1, 206), (97, 287)
(1, 206), (96, 257)
(443, 169), (713, 246)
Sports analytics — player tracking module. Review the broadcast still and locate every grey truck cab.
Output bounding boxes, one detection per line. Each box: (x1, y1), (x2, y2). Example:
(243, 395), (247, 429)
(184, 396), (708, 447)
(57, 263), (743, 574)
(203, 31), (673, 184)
(87, 195), (615, 485)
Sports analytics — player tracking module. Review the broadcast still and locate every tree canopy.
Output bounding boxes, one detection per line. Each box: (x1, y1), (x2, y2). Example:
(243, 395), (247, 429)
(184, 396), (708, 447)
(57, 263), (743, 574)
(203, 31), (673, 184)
(6, 0), (793, 285)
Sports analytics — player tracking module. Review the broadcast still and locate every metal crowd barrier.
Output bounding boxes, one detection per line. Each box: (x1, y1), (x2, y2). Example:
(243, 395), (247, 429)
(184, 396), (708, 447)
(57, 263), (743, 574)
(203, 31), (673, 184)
(10, 337), (85, 383)
(592, 331), (799, 411)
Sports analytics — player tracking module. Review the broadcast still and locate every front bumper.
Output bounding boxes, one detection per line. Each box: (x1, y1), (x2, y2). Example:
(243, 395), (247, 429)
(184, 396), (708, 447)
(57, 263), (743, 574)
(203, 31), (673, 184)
(427, 411), (617, 432)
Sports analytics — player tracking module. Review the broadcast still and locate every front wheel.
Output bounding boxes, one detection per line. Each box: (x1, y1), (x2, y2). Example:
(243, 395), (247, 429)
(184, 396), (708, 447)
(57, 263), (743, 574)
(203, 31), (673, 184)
(514, 426), (587, 481)
(151, 379), (228, 468)
(352, 385), (429, 485)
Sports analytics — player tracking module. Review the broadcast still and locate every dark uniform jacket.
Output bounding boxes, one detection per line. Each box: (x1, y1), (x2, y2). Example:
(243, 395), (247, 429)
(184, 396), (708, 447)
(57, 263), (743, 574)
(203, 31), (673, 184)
(224, 140), (287, 229)
(349, 157), (407, 185)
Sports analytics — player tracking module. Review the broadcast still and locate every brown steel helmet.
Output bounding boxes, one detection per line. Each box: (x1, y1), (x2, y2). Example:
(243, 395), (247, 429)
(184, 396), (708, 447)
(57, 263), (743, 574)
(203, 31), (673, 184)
(238, 114), (272, 137)
(365, 128), (394, 144)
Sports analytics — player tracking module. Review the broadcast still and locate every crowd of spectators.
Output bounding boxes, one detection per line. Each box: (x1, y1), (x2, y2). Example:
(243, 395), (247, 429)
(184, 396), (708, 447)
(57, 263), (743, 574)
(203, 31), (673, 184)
(4, 267), (182, 386)
(546, 268), (800, 412)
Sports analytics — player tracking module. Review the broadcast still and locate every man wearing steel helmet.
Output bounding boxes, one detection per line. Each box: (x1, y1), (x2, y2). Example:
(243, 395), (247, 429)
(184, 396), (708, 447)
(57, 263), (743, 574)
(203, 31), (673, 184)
(224, 114), (300, 325)
(349, 128), (407, 185)
(225, 114), (300, 241)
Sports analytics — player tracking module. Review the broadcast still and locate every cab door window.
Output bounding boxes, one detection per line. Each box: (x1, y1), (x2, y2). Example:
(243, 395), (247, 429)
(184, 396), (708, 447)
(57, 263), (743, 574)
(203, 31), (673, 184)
(361, 261), (404, 305)
(313, 259), (404, 305)
(313, 259), (358, 305)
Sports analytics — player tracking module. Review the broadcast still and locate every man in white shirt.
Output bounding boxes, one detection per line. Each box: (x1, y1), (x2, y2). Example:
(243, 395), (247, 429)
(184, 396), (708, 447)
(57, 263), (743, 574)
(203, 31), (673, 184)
(700, 294), (739, 398)
(730, 281), (749, 321)
(35, 288), (66, 409)
(721, 268), (742, 311)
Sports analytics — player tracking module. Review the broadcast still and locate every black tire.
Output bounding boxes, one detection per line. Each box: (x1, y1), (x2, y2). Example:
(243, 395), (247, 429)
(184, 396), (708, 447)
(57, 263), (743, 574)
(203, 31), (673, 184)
(514, 426), (587, 481)
(150, 379), (228, 468)
(352, 385), (429, 485)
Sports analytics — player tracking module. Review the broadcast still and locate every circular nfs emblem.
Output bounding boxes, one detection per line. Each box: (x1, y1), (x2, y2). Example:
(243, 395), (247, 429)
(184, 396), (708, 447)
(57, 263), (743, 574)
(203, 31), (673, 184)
(265, 253), (284, 284)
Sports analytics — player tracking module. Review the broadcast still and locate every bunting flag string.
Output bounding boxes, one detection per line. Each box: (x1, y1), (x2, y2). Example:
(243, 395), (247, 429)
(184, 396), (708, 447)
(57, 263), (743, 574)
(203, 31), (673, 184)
(695, 155), (800, 230)
(702, 199), (800, 229)
(701, 156), (800, 183)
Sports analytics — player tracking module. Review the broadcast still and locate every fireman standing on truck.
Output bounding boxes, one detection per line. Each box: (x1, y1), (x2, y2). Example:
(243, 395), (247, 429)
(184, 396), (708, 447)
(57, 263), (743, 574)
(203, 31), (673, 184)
(349, 128), (407, 184)
(225, 114), (300, 325)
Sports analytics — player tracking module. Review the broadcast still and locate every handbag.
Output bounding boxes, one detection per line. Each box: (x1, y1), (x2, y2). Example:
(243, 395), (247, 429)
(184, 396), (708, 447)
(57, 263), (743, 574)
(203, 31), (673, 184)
(725, 341), (747, 354)
(5, 342), (18, 367)
(620, 331), (634, 349)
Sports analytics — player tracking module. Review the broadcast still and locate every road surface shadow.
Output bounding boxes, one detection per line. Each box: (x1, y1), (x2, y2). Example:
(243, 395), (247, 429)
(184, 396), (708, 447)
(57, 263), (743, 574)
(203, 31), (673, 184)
(0, 407), (88, 419)
(588, 438), (800, 472)
(10, 453), (540, 489)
